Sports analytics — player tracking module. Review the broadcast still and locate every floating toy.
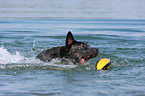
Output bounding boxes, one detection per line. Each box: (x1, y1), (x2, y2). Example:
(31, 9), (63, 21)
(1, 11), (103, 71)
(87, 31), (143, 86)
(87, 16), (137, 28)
(95, 58), (111, 70)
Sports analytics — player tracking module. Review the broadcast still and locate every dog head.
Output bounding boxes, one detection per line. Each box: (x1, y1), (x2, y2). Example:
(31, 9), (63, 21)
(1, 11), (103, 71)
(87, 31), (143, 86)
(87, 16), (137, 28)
(65, 31), (99, 65)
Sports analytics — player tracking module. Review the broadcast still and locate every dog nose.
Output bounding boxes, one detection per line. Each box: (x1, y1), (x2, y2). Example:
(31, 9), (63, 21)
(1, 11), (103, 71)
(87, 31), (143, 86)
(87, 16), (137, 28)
(93, 48), (99, 54)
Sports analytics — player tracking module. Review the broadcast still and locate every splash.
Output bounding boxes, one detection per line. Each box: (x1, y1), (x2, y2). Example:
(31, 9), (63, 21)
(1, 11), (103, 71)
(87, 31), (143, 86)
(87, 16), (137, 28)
(0, 46), (25, 64)
(0, 46), (76, 70)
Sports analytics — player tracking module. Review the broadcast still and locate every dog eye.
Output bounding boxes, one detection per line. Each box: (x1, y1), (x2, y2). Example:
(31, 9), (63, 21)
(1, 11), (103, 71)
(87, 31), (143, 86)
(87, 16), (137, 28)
(81, 43), (87, 48)
(84, 44), (87, 47)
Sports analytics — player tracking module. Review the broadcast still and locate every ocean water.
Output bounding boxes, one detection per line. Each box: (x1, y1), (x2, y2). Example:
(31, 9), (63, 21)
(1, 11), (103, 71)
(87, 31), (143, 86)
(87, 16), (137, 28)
(0, 0), (145, 96)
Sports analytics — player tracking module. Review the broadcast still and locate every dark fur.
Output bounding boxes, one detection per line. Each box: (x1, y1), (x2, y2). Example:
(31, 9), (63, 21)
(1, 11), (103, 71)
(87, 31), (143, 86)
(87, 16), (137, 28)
(36, 31), (99, 64)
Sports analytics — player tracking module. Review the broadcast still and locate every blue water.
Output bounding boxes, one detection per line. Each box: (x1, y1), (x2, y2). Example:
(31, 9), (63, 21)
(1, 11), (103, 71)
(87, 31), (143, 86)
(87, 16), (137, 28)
(0, 19), (145, 96)
(0, 0), (145, 96)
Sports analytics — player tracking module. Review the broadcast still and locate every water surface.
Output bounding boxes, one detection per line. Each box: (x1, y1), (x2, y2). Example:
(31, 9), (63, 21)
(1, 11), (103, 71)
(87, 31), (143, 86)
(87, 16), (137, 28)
(0, 19), (145, 96)
(1, 0), (145, 19)
(0, 0), (145, 95)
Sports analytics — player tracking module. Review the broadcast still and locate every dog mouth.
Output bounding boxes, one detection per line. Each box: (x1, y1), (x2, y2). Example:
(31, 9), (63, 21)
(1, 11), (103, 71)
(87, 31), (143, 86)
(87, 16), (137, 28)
(80, 55), (96, 65)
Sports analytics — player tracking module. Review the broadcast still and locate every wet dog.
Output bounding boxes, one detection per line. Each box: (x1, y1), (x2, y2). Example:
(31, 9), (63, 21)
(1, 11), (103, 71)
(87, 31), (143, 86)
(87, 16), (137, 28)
(36, 31), (99, 65)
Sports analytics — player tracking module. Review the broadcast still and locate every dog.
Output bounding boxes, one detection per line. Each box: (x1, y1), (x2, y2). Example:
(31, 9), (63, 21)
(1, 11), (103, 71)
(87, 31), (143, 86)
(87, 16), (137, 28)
(36, 31), (99, 65)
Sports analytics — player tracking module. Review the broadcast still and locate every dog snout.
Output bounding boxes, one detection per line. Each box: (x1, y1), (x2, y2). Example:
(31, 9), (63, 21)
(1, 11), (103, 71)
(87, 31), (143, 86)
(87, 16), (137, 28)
(92, 48), (99, 54)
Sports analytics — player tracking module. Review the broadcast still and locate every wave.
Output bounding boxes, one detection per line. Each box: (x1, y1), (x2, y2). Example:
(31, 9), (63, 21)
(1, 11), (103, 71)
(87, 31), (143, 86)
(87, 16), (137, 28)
(0, 46), (76, 70)
(0, 45), (25, 64)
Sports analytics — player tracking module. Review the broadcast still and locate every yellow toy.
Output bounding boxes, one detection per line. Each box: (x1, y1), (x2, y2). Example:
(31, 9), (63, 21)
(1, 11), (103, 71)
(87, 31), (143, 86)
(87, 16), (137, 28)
(96, 58), (111, 70)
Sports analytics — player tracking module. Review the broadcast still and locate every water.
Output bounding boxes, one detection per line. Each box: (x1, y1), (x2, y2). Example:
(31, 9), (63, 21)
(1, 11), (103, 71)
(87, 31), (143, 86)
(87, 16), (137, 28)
(0, 0), (145, 96)
(0, 19), (145, 96)
(1, 0), (145, 19)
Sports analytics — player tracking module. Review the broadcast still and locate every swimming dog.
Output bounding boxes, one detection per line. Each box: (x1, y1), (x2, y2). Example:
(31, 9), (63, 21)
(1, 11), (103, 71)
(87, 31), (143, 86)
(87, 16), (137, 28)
(36, 31), (99, 65)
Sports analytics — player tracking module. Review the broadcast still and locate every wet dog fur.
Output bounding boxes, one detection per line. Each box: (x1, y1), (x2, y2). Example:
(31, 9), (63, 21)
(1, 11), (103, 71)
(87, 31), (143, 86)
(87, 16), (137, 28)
(36, 31), (99, 65)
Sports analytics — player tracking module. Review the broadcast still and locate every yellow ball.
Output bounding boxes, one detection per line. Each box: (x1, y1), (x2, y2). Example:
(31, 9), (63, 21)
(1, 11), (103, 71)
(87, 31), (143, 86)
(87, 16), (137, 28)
(96, 58), (111, 70)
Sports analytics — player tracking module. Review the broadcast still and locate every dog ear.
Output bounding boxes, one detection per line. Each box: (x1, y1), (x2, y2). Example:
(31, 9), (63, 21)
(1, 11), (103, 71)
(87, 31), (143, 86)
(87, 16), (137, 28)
(65, 31), (75, 46)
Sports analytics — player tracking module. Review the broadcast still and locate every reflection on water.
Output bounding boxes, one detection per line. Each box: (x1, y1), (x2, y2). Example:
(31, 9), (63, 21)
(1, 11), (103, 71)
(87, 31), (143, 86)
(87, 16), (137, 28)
(0, 0), (145, 19)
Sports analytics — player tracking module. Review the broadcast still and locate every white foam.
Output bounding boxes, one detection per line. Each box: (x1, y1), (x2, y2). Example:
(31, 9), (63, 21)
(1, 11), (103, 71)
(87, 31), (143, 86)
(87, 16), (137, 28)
(0, 46), (25, 64)
(0, 46), (76, 69)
